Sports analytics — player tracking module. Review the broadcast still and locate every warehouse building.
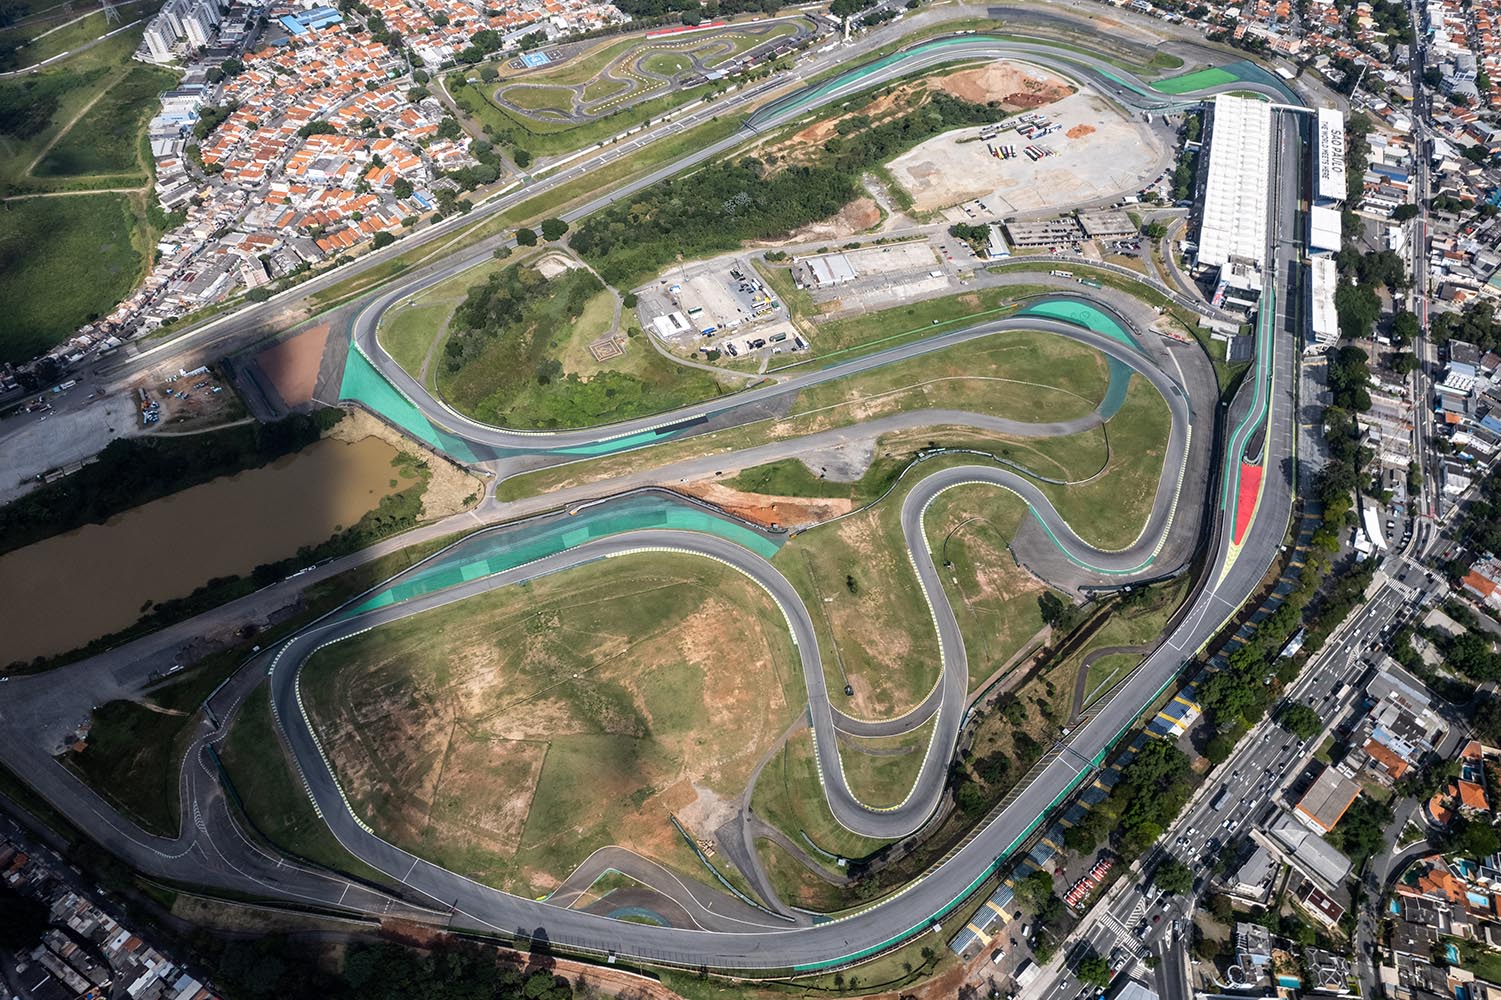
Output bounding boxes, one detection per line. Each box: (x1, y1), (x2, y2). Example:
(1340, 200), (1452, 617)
(791, 252), (857, 289)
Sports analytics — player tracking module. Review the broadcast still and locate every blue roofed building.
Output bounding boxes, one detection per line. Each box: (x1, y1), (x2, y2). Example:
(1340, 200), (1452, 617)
(1146, 686), (1202, 740)
(279, 5), (342, 35)
(947, 885), (1017, 958)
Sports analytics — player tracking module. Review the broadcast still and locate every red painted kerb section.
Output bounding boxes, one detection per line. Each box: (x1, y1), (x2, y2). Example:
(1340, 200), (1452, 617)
(1232, 462), (1263, 545)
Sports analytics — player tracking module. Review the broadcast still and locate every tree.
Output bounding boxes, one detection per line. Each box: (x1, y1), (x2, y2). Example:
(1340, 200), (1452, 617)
(297, 121), (337, 137)
(393, 177), (413, 200)
(1077, 952), (1112, 988)
(622, 291), (638, 309)
(1143, 220), (1168, 239)
(1448, 816), (1499, 858)
(1014, 869), (1055, 910)
(1278, 703), (1321, 740)
(540, 217), (569, 241)
(513, 148), (533, 168)
(372, 231), (395, 250)
(1391, 310), (1420, 347)
(515, 227), (538, 246)
(1392, 203), (1420, 222)
(1153, 858), (1193, 896)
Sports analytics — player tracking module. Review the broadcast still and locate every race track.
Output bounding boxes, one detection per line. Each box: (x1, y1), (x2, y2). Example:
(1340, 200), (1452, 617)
(0, 27), (1308, 978)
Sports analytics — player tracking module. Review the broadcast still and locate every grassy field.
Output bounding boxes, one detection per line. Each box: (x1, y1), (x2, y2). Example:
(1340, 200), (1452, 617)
(641, 51), (694, 76)
(503, 84), (578, 113)
(218, 682), (394, 885)
(61, 650), (244, 836)
(921, 485), (1050, 690)
(754, 836), (849, 912)
(1081, 652), (1141, 706)
(838, 717), (935, 809)
(1035, 374), (1173, 549)
(750, 728), (890, 863)
(300, 552), (805, 897)
(35, 62), (176, 177)
(0, 193), (151, 363)
(435, 262), (729, 428)
(0, 0), (161, 69)
(787, 326), (1109, 425)
(376, 252), (526, 384)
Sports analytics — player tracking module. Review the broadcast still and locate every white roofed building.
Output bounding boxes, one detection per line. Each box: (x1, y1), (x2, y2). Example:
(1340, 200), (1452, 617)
(1314, 107), (1347, 205)
(1307, 255), (1339, 352)
(1197, 95), (1272, 273)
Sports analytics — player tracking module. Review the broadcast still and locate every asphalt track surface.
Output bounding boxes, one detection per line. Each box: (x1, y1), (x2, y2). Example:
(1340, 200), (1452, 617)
(0, 34), (1304, 977)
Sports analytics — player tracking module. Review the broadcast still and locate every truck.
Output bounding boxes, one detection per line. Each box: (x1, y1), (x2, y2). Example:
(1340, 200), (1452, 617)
(1050, 270), (1074, 278)
(1079, 278), (1103, 289)
(1210, 785), (1231, 811)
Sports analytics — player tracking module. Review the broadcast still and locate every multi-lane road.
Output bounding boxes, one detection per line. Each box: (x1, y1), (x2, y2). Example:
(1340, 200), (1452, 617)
(0, 22), (1318, 981)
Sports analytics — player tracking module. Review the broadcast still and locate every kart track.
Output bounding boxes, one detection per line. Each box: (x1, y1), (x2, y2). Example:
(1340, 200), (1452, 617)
(0, 33), (1305, 978)
(492, 18), (810, 123)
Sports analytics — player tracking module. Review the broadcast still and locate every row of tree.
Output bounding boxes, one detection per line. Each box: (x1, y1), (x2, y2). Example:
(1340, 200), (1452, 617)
(571, 92), (1011, 286)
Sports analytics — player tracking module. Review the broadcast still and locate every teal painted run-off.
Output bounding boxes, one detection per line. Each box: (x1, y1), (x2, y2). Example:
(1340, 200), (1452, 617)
(338, 343), (478, 463)
(343, 494), (784, 616)
(1099, 357), (1134, 421)
(1020, 300), (1143, 354)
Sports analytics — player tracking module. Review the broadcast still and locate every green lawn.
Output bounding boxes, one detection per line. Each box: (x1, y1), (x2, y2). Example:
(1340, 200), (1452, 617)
(1081, 652), (1142, 706)
(218, 682), (393, 884)
(1036, 374), (1173, 549)
(579, 76), (631, 104)
(789, 326), (1109, 424)
(921, 485), (1049, 690)
(641, 51), (693, 77)
(750, 729), (891, 863)
(0, 193), (149, 363)
(755, 837), (849, 912)
(838, 717), (935, 809)
(499, 84), (577, 113)
(36, 62), (175, 177)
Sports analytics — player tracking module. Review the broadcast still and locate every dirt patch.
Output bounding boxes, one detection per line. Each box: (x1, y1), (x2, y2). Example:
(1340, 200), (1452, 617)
(752, 195), (883, 248)
(306, 555), (801, 896)
(934, 61), (1073, 109)
(325, 408), (482, 519)
(254, 323), (331, 408)
(1066, 123), (1096, 139)
(679, 482), (854, 529)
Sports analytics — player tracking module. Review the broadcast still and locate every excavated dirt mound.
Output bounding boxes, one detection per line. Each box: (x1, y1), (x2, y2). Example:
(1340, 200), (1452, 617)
(680, 482), (854, 530)
(1067, 123), (1097, 139)
(935, 61), (1074, 109)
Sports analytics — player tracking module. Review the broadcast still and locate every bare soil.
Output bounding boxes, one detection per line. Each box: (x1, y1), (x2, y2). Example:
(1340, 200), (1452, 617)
(1066, 123), (1096, 139)
(253, 323), (331, 408)
(934, 62), (1074, 108)
(679, 482), (854, 529)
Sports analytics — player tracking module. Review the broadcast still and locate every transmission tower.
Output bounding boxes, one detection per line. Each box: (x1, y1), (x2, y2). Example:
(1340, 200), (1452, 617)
(100, 0), (120, 25)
